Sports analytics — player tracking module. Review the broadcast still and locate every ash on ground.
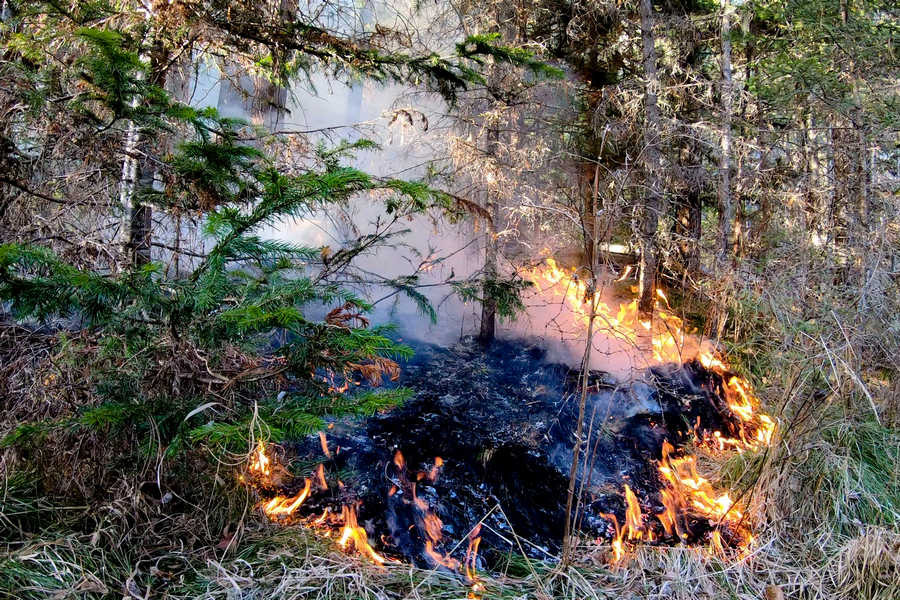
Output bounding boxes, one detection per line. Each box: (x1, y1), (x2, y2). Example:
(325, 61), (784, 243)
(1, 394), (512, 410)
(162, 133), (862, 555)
(280, 338), (747, 568)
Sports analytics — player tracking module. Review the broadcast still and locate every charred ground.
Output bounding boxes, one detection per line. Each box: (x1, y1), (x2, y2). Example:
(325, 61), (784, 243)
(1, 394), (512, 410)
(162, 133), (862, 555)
(262, 338), (754, 569)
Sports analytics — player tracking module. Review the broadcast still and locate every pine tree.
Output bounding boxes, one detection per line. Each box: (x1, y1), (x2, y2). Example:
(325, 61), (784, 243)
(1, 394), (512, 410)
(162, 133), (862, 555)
(0, 3), (557, 477)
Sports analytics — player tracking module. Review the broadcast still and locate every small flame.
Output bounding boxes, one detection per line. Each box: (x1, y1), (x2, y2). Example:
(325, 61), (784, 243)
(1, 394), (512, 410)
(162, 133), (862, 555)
(393, 451), (462, 570)
(249, 440), (271, 477)
(428, 457), (444, 483)
(601, 484), (656, 562)
(710, 529), (725, 555)
(318, 431), (331, 458)
(658, 440), (743, 524)
(624, 484), (653, 541)
(615, 265), (633, 282)
(695, 353), (777, 450)
(312, 508), (329, 525)
(425, 540), (461, 570)
(393, 449), (405, 470)
(338, 504), (386, 564)
(656, 440), (753, 550)
(465, 524), (482, 583)
(315, 463), (327, 489)
(656, 288), (670, 306)
(262, 478), (311, 518)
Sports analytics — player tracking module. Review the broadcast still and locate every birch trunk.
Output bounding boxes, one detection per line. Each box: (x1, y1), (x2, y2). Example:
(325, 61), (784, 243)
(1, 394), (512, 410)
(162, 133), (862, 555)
(121, 10), (168, 268)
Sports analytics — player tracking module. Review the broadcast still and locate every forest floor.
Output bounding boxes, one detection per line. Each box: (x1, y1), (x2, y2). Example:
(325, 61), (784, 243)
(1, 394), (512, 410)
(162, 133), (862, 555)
(3, 285), (899, 600)
(3, 364), (898, 600)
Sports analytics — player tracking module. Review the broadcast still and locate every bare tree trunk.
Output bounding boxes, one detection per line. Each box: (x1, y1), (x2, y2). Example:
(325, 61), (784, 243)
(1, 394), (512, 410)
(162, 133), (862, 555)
(854, 118), (869, 243)
(716, 0), (735, 269)
(638, 0), (663, 316)
(581, 161), (598, 269)
(478, 127), (500, 344)
(674, 188), (701, 275)
(124, 16), (170, 268)
(129, 163), (154, 267)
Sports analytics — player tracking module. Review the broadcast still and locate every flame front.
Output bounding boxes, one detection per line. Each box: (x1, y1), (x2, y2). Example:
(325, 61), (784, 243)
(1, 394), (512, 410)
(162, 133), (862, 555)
(657, 440), (752, 548)
(244, 443), (478, 574)
(525, 258), (775, 561)
(524, 257), (688, 364)
(244, 440), (388, 565)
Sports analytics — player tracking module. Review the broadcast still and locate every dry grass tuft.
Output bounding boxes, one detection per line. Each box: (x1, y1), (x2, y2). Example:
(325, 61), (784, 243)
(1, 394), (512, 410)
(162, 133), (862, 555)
(827, 527), (900, 600)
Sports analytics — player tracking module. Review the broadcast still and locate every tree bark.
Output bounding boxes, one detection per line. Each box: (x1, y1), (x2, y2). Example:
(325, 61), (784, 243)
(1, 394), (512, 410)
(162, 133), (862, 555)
(124, 15), (170, 268)
(637, 0), (663, 316)
(129, 164), (154, 267)
(716, 0), (735, 269)
(674, 188), (701, 275)
(478, 127), (500, 344)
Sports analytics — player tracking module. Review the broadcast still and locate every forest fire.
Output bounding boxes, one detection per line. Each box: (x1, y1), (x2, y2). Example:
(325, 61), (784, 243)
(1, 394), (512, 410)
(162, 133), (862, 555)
(244, 440), (483, 588)
(237, 258), (777, 577)
(525, 257), (689, 364)
(524, 258), (775, 561)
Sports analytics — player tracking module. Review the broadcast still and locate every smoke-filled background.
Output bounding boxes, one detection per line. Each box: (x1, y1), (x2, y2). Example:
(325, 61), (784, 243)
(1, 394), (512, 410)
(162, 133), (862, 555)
(163, 0), (711, 381)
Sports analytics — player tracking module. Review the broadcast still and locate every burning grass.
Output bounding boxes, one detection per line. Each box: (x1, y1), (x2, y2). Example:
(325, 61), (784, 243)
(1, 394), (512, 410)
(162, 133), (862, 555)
(518, 259), (778, 559)
(200, 259), (893, 597)
(3, 412), (898, 599)
(3, 260), (898, 599)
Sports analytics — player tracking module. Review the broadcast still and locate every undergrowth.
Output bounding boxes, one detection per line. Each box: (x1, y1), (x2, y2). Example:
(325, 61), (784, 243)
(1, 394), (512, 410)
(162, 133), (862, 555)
(3, 274), (898, 599)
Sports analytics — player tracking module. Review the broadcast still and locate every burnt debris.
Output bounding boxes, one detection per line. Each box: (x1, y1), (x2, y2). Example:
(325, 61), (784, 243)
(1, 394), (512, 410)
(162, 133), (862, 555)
(266, 337), (753, 569)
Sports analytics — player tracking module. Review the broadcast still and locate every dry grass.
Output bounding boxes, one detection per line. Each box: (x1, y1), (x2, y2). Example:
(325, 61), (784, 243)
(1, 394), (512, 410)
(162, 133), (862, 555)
(3, 493), (897, 600)
(3, 234), (899, 599)
(3, 334), (897, 600)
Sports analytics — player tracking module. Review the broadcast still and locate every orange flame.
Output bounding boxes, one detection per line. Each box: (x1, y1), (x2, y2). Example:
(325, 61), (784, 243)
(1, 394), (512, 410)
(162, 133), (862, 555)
(428, 456), (444, 483)
(601, 484), (656, 561)
(392, 450), (464, 571)
(318, 431), (331, 458)
(524, 258), (688, 364)
(657, 440), (745, 529)
(465, 525), (484, 599)
(249, 440), (271, 477)
(262, 478), (311, 518)
(312, 508), (329, 525)
(246, 443), (390, 565)
(338, 504), (386, 565)
(526, 257), (776, 446)
(650, 440), (754, 557)
(315, 463), (327, 489)
(524, 258), (776, 561)
(393, 449), (405, 470)
(425, 540), (461, 569)
(465, 524), (482, 583)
